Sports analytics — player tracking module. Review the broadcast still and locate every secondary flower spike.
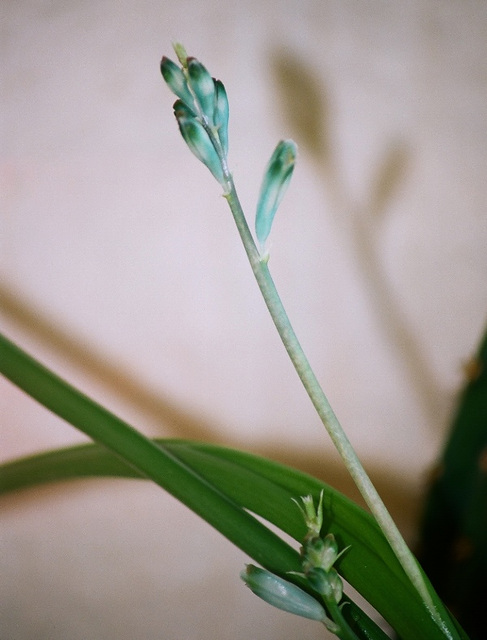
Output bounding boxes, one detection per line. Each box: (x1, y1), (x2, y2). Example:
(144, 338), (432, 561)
(255, 139), (297, 252)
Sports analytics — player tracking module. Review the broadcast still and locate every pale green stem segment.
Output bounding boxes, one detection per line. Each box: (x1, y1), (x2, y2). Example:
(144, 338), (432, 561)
(200, 133), (450, 637)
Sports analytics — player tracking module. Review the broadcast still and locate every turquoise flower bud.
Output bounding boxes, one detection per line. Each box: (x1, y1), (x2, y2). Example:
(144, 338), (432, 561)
(161, 47), (229, 187)
(160, 57), (195, 110)
(173, 98), (197, 120)
(187, 57), (216, 124)
(306, 567), (343, 604)
(213, 79), (229, 156)
(174, 109), (225, 185)
(255, 139), (297, 250)
(241, 565), (327, 622)
(303, 533), (339, 573)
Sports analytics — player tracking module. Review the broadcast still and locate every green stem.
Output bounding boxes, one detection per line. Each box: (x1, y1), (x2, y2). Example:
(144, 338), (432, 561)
(222, 179), (449, 635)
(325, 599), (360, 640)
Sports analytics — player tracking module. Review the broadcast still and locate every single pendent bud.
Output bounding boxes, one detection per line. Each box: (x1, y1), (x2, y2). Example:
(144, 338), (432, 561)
(241, 565), (329, 622)
(160, 57), (195, 110)
(175, 110), (225, 185)
(187, 57), (217, 124)
(302, 533), (340, 574)
(213, 79), (229, 156)
(255, 139), (297, 251)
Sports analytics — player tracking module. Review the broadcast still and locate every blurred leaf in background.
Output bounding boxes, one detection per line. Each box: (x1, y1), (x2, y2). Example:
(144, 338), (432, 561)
(417, 326), (487, 639)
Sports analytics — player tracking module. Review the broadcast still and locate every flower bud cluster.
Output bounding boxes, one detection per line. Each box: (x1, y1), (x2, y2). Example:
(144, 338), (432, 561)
(160, 44), (229, 187)
(241, 492), (349, 635)
(294, 492), (349, 606)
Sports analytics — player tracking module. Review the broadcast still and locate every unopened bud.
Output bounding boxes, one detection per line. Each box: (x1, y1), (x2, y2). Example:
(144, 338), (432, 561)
(187, 58), (216, 124)
(160, 57), (195, 110)
(175, 112), (225, 185)
(255, 139), (297, 250)
(293, 491), (323, 539)
(213, 79), (229, 156)
(306, 567), (343, 604)
(320, 534), (340, 571)
(241, 565), (328, 622)
(303, 533), (340, 573)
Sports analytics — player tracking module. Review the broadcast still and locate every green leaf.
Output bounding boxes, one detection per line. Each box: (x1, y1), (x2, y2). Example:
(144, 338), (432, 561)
(0, 333), (466, 639)
(0, 334), (296, 576)
(173, 43), (189, 69)
(0, 440), (466, 640)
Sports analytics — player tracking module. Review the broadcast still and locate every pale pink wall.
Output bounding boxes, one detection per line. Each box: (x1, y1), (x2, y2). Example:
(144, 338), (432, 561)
(1, 1), (486, 638)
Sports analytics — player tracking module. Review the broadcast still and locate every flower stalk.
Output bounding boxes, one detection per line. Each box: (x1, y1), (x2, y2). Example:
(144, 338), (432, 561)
(160, 45), (452, 638)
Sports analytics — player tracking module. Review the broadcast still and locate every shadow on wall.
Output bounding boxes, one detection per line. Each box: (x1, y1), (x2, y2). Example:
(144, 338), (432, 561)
(0, 281), (421, 540)
(271, 49), (447, 432)
(1, 50), (462, 546)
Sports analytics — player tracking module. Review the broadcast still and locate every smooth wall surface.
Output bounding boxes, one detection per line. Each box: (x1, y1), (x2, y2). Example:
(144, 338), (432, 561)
(1, 1), (486, 638)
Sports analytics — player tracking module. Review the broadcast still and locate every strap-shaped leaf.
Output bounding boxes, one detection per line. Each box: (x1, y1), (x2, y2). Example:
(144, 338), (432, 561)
(0, 333), (466, 639)
(0, 439), (466, 640)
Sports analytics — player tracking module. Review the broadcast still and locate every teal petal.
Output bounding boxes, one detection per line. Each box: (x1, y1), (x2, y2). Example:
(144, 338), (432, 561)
(255, 140), (297, 249)
(214, 79), (229, 156)
(176, 113), (225, 185)
(187, 58), (216, 124)
(173, 98), (197, 120)
(160, 57), (195, 110)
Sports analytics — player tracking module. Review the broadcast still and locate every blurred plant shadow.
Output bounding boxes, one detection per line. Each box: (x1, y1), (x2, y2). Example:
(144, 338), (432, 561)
(270, 48), (448, 432)
(1, 280), (420, 538)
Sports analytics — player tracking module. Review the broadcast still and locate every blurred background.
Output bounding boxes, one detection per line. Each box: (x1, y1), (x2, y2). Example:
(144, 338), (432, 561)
(1, 1), (486, 638)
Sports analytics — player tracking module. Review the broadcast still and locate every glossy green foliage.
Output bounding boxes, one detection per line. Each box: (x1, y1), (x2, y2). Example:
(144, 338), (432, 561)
(1, 439), (466, 640)
(418, 327), (487, 639)
(0, 333), (466, 639)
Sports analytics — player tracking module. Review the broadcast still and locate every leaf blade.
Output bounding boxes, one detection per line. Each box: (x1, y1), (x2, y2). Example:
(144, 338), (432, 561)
(0, 439), (465, 640)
